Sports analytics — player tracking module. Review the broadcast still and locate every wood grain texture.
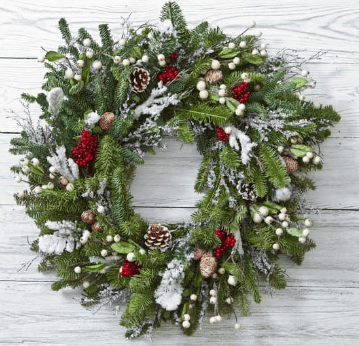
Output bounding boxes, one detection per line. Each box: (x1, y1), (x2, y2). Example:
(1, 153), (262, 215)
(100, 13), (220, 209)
(0, 0), (358, 345)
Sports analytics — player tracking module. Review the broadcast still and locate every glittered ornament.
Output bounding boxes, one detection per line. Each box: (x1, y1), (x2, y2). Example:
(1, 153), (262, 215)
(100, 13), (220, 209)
(204, 69), (223, 83)
(199, 253), (217, 278)
(282, 155), (299, 173)
(145, 224), (171, 249)
(129, 68), (150, 92)
(81, 210), (96, 224)
(91, 221), (102, 232)
(98, 112), (115, 131)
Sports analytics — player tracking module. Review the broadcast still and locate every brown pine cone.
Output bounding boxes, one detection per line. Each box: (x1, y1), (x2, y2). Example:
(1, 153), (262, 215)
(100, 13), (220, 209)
(129, 68), (150, 93)
(99, 112), (115, 130)
(204, 70), (223, 83)
(193, 248), (207, 261)
(144, 224), (171, 249)
(199, 253), (217, 278)
(81, 210), (96, 224)
(282, 155), (299, 173)
(91, 221), (101, 232)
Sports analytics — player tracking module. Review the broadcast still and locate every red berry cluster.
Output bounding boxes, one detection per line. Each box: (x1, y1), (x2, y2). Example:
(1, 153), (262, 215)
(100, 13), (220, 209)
(157, 65), (179, 85)
(231, 82), (250, 103)
(72, 130), (98, 169)
(169, 53), (178, 62)
(214, 227), (236, 258)
(120, 260), (141, 277)
(216, 128), (229, 142)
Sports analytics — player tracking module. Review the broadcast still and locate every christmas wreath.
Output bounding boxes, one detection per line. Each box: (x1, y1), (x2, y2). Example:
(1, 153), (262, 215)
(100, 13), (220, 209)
(10, 2), (340, 339)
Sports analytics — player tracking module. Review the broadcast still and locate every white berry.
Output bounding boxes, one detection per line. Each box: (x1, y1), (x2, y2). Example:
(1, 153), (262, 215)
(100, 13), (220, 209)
(101, 249), (108, 257)
(265, 216), (274, 224)
(233, 57), (240, 65)
(34, 186), (42, 194)
(66, 183), (74, 191)
(85, 49), (94, 59)
(92, 60), (102, 70)
(209, 296), (217, 304)
(106, 235), (113, 242)
(119, 18), (126, 25)
(22, 166), (30, 174)
(159, 60), (166, 66)
(253, 213), (262, 223)
(15, 176), (22, 183)
(298, 237), (306, 244)
(276, 228), (283, 236)
(83, 38), (91, 46)
(261, 43), (267, 50)
(122, 59), (130, 66)
(129, 57), (136, 64)
(80, 237), (88, 244)
(250, 20), (256, 28)
(74, 266), (81, 274)
(218, 89), (226, 97)
(60, 176), (68, 185)
(196, 80), (206, 91)
(281, 221), (289, 228)
(302, 156), (310, 164)
(278, 213), (286, 221)
(219, 97), (226, 104)
(38, 55), (45, 63)
(209, 289), (217, 296)
(77, 60), (85, 68)
(190, 294), (197, 301)
(224, 126), (232, 135)
(237, 103), (246, 111)
(83, 281), (90, 288)
(17, 191), (26, 198)
(139, 248), (146, 255)
(113, 56), (122, 64)
(301, 70), (309, 77)
(141, 55), (149, 63)
(235, 323), (241, 330)
(306, 151), (314, 159)
(258, 206), (269, 216)
(211, 60), (221, 70)
(280, 208), (287, 214)
(119, 39), (126, 46)
(209, 317), (217, 324)
(97, 205), (105, 213)
(183, 314), (191, 321)
(65, 69), (74, 79)
(220, 84), (227, 90)
(239, 41), (247, 48)
(228, 62), (236, 70)
(83, 230), (91, 238)
(228, 275), (237, 286)
(20, 158), (29, 166)
(114, 235), (121, 242)
(157, 54), (165, 61)
(215, 315), (222, 322)
(49, 166), (57, 174)
(313, 156), (321, 165)
(277, 145), (284, 153)
(304, 219), (313, 227)
(302, 229), (311, 237)
(199, 90), (209, 99)
(127, 252), (135, 262)
(299, 95), (306, 101)
(226, 297), (233, 304)
(260, 50), (267, 57)
(273, 243), (280, 250)
(228, 42), (235, 49)
(218, 267), (225, 274)
(252, 49), (259, 55)
(47, 182), (54, 189)
(74, 74), (82, 81)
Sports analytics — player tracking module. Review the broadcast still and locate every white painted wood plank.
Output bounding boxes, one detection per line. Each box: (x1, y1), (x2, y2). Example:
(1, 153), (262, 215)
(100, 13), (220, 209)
(1, 0), (359, 60)
(0, 281), (358, 346)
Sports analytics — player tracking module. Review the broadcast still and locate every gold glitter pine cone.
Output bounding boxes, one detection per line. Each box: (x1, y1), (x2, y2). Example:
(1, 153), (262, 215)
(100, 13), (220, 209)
(282, 155), (299, 173)
(144, 224), (171, 249)
(81, 210), (96, 224)
(199, 253), (217, 278)
(99, 112), (115, 130)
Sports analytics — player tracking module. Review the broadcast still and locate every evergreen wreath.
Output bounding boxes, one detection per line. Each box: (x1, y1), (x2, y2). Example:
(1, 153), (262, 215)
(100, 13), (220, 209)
(10, 2), (340, 339)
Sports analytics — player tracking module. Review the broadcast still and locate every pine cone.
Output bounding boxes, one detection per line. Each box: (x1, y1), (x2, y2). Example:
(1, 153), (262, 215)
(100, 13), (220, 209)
(99, 112), (115, 130)
(200, 253), (217, 278)
(282, 155), (298, 173)
(145, 224), (171, 249)
(204, 70), (223, 83)
(91, 221), (101, 232)
(81, 210), (96, 224)
(193, 248), (207, 260)
(129, 68), (150, 93)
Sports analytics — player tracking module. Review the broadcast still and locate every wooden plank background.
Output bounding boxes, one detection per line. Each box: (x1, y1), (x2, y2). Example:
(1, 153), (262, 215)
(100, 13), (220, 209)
(1, 0), (358, 345)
